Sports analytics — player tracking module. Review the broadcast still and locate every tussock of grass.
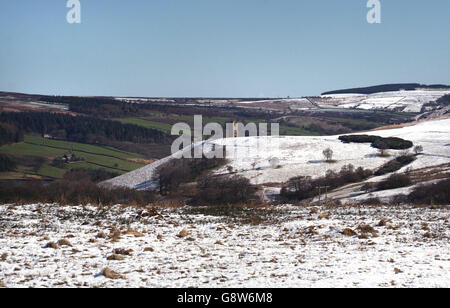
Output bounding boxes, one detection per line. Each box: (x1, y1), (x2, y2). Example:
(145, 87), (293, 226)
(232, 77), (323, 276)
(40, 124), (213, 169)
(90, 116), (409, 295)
(102, 267), (124, 280)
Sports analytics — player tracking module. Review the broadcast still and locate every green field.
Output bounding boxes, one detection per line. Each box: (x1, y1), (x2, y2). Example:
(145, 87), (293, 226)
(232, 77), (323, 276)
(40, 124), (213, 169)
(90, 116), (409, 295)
(0, 135), (145, 179)
(114, 116), (236, 134)
(115, 116), (319, 138)
(114, 118), (173, 134)
(278, 125), (321, 136)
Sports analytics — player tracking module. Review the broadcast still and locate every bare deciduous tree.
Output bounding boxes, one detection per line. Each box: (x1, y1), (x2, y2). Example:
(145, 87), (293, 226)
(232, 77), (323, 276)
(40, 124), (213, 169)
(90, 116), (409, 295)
(377, 141), (389, 157)
(323, 148), (334, 162)
(414, 145), (424, 155)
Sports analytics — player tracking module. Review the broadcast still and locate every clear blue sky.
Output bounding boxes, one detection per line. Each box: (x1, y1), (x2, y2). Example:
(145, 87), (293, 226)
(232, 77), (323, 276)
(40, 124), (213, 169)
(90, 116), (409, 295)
(0, 0), (449, 97)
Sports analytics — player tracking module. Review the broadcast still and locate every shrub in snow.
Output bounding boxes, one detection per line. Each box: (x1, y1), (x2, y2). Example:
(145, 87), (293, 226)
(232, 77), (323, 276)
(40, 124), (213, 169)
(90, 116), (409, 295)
(377, 173), (412, 191)
(280, 164), (373, 202)
(414, 145), (424, 155)
(339, 135), (413, 150)
(374, 155), (416, 176)
(408, 177), (450, 205)
(155, 156), (226, 195)
(192, 175), (259, 206)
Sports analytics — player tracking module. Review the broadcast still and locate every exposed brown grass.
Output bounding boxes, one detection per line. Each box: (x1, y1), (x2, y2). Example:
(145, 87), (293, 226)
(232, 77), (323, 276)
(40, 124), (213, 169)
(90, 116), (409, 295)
(177, 228), (189, 238)
(318, 213), (330, 220)
(377, 219), (388, 227)
(342, 228), (357, 237)
(125, 229), (144, 238)
(113, 248), (133, 256)
(102, 267), (124, 279)
(110, 230), (121, 243)
(107, 254), (125, 261)
(44, 242), (59, 249)
(357, 224), (379, 237)
(57, 239), (73, 247)
(97, 232), (107, 239)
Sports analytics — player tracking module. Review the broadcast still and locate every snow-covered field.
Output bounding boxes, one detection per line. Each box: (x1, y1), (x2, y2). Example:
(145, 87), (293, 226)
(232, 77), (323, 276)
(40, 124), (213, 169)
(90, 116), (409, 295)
(218, 117), (450, 184)
(0, 203), (448, 288)
(104, 118), (450, 195)
(117, 89), (450, 113)
(319, 90), (450, 113)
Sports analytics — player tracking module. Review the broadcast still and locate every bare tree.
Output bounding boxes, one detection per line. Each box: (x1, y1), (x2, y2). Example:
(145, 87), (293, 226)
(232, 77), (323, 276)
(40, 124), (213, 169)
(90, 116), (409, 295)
(414, 145), (424, 155)
(377, 141), (389, 157)
(323, 148), (334, 162)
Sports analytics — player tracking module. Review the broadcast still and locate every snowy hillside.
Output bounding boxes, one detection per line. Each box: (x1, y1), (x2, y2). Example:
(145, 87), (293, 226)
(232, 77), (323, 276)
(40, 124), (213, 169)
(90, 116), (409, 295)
(104, 118), (450, 197)
(317, 89), (450, 113)
(114, 89), (450, 114)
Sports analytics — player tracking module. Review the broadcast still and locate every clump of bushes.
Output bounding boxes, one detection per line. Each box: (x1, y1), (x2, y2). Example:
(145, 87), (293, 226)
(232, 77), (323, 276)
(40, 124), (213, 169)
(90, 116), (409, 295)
(437, 94), (450, 107)
(359, 197), (385, 205)
(63, 168), (120, 183)
(407, 178), (450, 205)
(191, 175), (259, 206)
(280, 164), (373, 201)
(339, 135), (413, 150)
(372, 137), (413, 150)
(339, 135), (379, 144)
(51, 157), (66, 169)
(0, 179), (156, 206)
(155, 156), (226, 195)
(0, 122), (23, 146)
(377, 173), (412, 191)
(374, 155), (416, 176)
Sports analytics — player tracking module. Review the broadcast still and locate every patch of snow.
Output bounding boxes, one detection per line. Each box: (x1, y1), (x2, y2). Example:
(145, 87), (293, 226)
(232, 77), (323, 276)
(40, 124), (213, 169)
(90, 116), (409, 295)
(319, 90), (450, 112)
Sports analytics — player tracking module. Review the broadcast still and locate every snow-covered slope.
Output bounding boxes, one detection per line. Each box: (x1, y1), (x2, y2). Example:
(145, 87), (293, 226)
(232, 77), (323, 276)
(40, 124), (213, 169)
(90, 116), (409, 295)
(114, 89), (450, 114)
(101, 143), (203, 191)
(1, 203), (448, 288)
(104, 118), (450, 192)
(319, 89), (450, 113)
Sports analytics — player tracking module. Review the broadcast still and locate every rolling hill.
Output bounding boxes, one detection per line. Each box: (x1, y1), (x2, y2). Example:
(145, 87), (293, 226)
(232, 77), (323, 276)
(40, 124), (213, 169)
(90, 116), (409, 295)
(103, 117), (450, 203)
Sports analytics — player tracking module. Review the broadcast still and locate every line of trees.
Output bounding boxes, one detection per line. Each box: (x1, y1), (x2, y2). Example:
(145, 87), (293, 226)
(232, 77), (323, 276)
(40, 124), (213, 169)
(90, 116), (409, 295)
(374, 154), (416, 176)
(339, 134), (413, 150)
(377, 173), (412, 191)
(40, 96), (142, 118)
(407, 177), (450, 205)
(0, 178), (156, 206)
(0, 112), (172, 145)
(63, 168), (119, 183)
(0, 154), (17, 172)
(155, 156), (227, 195)
(39, 95), (241, 119)
(437, 94), (450, 107)
(153, 155), (260, 206)
(322, 83), (450, 95)
(280, 164), (373, 202)
(191, 175), (259, 206)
